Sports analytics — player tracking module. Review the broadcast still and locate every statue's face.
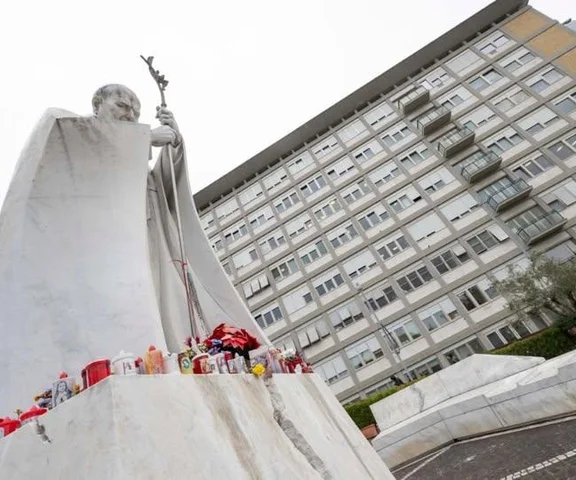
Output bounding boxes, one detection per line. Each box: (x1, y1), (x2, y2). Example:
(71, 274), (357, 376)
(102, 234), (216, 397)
(96, 87), (141, 123)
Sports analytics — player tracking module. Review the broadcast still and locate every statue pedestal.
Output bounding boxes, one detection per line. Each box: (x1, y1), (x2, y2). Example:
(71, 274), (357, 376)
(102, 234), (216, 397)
(0, 375), (392, 479)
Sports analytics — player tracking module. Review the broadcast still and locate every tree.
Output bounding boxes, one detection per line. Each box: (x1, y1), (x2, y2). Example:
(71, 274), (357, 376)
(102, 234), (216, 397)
(494, 253), (576, 326)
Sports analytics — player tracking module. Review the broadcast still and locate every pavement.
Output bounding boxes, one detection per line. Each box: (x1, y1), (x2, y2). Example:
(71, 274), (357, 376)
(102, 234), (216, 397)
(391, 415), (576, 480)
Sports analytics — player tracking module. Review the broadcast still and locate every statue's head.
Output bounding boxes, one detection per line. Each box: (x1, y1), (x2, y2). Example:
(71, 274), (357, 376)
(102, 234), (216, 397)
(92, 84), (141, 123)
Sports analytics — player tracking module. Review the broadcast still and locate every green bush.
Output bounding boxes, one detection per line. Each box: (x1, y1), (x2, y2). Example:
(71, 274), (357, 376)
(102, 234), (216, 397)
(345, 380), (419, 429)
(491, 327), (576, 360)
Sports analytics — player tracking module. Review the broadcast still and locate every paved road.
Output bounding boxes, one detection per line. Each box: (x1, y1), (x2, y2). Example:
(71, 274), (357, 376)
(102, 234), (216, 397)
(392, 416), (576, 480)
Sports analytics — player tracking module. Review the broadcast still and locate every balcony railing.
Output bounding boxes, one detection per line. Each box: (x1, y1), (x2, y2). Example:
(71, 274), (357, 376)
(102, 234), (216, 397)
(460, 151), (502, 183)
(416, 106), (451, 135)
(437, 126), (475, 158)
(397, 87), (430, 114)
(486, 179), (532, 212)
(516, 211), (567, 245)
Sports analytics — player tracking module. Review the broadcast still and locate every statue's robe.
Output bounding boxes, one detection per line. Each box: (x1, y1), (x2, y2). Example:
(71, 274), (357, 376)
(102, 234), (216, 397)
(0, 110), (269, 413)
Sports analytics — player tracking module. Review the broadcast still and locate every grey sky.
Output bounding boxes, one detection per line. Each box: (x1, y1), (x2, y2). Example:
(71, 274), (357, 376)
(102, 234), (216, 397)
(0, 1), (572, 202)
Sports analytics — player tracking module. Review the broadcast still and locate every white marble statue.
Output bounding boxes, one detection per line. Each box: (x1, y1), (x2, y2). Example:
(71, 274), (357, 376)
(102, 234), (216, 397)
(0, 85), (269, 414)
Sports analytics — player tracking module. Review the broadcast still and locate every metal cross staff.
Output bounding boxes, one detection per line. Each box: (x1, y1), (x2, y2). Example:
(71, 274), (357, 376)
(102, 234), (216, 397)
(140, 55), (206, 341)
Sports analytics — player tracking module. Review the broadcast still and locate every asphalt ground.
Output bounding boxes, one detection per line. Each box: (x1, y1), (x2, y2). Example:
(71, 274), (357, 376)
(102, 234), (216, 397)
(391, 416), (576, 480)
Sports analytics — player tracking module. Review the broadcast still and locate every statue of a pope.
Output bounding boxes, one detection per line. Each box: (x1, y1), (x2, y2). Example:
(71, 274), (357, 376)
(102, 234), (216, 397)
(0, 84), (269, 413)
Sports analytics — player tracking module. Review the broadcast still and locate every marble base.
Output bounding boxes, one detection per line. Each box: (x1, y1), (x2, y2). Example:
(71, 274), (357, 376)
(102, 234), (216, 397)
(0, 374), (392, 480)
(371, 353), (576, 468)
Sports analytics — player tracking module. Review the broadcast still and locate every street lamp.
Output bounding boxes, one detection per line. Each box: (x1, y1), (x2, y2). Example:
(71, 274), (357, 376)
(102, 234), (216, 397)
(354, 283), (410, 382)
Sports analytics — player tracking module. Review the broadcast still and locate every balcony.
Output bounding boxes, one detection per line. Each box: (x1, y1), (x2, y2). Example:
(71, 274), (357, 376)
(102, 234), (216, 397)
(397, 87), (430, 114)
(416, 106), (451, 135)
(437, 127), (475, 159)
(485, 179), (532, 212)
(460, 151), (502, 183)
(516, 211), (567, 245)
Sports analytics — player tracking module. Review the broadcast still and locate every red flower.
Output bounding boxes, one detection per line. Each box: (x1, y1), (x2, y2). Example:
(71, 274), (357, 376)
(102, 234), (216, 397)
(207, 323), (260, 352)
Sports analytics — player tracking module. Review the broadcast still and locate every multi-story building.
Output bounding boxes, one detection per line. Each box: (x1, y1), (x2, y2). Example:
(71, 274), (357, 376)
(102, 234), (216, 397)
(193, 0), (576, 404)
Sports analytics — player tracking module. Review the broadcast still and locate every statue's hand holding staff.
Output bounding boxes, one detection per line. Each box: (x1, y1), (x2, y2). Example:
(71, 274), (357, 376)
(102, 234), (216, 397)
(151, 106), (181, 147)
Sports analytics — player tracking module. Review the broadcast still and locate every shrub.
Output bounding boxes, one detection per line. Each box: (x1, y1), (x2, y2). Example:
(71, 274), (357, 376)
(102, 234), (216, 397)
(491, 327), (576, 360)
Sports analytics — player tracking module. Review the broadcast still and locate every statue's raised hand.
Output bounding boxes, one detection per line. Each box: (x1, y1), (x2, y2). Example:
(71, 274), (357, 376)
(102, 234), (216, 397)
(151, 107), (181, 147)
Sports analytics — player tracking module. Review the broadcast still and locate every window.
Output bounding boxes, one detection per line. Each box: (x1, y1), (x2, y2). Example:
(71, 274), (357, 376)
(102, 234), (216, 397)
(466, 225), (508, 254)
(419, 168), (456, 194)
(517, 107), (559, 135)
(368, 161), (401, 187)
(478, 176), (515, 204)
(543, 241), (576, 263)
(541, 180), (576, 212)
(357, 204), (390, 231)
(232, 247), (259, 269)
(275, 336), (296, 353)
(419, 67), (453, 92)
(441, 193), (479, 222)
(248, 206), (275, 230)
(316, 356), (349, 385)
(375, 234), (410, 260)
(242, 273), (270, 299)
(547, 133), (576, 161)
(223, 222), (248, 244)
(270, 257), (298, 282)
(297, 320), (331, 349)
(337, 120), (367, 144)
(313, 271), (345, 297)
(485, 128), (523, 155)
(312, 136), (340, 160)
(554, 90), (576, 115)
(526, 67), (565, 94)
(444, 338), (484, 364)
(418, 298), (459, 332)
(287, 152), (315, 177)
(389, 318), (422, 346)
(201, 212), (215, 232)
(512, 152), (553, 181)
(363, 101), (396, 129)
(353, 140), (384, 164)
(254, 304), (283, 329)
(238, 183), (264, 208)
(286, 214), (314, 239)
(299, 174), (327, 198)
(263, 168), (289, 193)
(221, 261), (232, 276)
(327, 222), (359, 249)
(476, 31), (513, 57)
(381, 122), (414, 148)
(486, 320), (537, 349)
(341, 179), (371, 205)
(345, 335), (385, 369)
(457, 279), (498, 311)
(363, 284), (398, 311)
(406, 357), (442, 380)
(274, 191), (300, 214)
(299, 239), (329, 265)
(313, 197), (342, 222)
(446, 49), (484, 75)
(469, 68), (503, 92)
(396, 265), (433, 293)
(326, 157), (356, 181)
(430, 245), (470, 274)
(506, 205), (551, 233)
(215, 198), (240, 221)
(408, 213), (444, 242)
(283, 286), (314, 313)
(461, 105), (498, 131)
(499, 47), (538, 74)
(258, 229), (286, 255)
(343, 250), (378, 280)
(329, 301), (364, 331)
(387, 186), (423, 213)
(492, 86), (532, 113)
(210, 235), (223, 252)
(440, 85), (475, 110)
(398, 143), (431, 169)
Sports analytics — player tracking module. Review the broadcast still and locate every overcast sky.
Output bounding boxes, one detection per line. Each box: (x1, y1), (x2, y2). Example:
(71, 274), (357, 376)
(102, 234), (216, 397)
(0, 0), (572, 203)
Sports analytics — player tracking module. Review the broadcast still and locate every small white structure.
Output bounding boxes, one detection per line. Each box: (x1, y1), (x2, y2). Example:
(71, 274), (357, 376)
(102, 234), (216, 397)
(371, 352), (576, 468)
(0, 375), (393, 479)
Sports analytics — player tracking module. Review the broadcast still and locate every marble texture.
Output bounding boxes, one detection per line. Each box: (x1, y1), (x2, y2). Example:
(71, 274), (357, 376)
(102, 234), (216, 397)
(372, 352), (576, 468)
(0, 375), (393, 480)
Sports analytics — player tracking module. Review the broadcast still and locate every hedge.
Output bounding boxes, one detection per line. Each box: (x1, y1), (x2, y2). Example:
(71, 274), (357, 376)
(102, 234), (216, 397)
(491, 326), (576, 360)
(345, 380), (418, 429)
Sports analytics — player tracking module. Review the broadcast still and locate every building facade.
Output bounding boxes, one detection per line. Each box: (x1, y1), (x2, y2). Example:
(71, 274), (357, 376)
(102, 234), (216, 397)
(194, 0), (576, 404)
